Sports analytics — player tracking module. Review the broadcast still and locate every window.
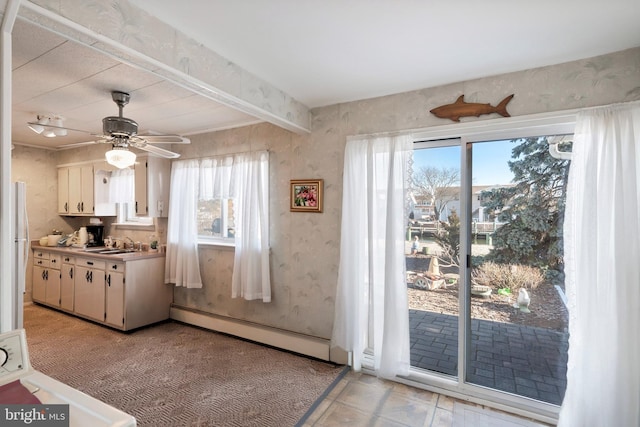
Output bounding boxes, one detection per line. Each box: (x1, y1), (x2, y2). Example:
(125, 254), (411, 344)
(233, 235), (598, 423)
(116, 202), (153, 227)
(110, 168), (153, 227)
(197, 198), (235, 244)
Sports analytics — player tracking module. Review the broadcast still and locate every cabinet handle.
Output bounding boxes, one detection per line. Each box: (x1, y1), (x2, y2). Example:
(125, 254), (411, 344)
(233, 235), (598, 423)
(112, 264), (118, 270)
(107, 274), (111, 287)
(41, 271), (45, 280)
(81, 202), (84, 212)
(89, 271), (93, 283)
(51, 259), (57, 264)
(69, 268), (73, 279)
(85, 271), (90, 282)
(87, 261), (93, 266)
(135, 201), (138, 213)
(44, 270), (48, 280)
(64, 202), (68, 212)
(37, 260), (43, 265)
(77, 202), (81, 212)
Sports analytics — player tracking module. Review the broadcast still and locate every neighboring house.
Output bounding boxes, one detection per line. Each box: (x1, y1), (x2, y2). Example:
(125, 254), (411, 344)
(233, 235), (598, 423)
(411, 185), (514, 223)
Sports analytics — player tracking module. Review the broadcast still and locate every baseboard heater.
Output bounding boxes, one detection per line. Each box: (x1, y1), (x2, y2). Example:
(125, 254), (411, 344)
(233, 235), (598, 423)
(170, 305), (331, 361)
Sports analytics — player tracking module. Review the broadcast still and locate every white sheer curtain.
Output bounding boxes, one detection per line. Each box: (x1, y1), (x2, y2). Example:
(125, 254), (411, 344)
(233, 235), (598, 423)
(231, 151), (271, 302)
(331, 134), (412, 379)
(165, 159), (203, 288)
(165, 152), (271, 299)
(108, 168), (134, 203)
(559, 104), (640, 426)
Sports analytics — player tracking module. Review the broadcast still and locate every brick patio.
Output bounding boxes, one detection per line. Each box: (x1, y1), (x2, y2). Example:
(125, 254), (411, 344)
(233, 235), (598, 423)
(409, 309), (568, 405)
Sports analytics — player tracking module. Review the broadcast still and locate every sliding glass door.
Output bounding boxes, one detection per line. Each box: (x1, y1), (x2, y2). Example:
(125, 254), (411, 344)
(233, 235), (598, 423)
(407, 132), (570, 412)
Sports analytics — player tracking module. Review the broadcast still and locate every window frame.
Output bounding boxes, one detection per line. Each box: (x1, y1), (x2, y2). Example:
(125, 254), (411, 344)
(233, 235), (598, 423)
(113, 202), (154, 228)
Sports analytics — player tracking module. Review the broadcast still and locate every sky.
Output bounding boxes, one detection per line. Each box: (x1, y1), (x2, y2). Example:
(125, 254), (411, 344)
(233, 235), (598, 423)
(413, 139), (516, 186)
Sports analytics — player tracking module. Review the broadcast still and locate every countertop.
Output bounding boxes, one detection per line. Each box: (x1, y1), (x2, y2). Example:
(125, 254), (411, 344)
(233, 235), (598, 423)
(31, 241), (166, 261)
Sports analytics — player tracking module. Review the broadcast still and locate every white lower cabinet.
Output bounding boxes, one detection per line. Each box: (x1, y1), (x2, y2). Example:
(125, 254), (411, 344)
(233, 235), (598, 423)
(32, 251), (61, 307)
(33, 248), (172, 331)
(75, 258), (106, 322)
(105, 262), (125, 328)
(60, 256), (75, 311)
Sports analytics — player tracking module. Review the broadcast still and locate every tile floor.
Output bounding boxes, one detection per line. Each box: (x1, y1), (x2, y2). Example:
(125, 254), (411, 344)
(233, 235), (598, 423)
(301, 370), (553, 427)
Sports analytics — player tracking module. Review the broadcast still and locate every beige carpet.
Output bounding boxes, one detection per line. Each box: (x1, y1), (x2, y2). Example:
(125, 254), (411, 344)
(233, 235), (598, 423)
(23, 304), (344, 427)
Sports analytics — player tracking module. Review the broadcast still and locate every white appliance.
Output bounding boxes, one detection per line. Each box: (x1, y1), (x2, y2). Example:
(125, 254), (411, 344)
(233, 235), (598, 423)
(0, 329), (136, 426)
(11, 182), (28, 330)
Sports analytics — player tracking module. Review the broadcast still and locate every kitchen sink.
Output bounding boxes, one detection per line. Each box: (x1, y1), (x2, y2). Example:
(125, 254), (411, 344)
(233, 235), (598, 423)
(82, 247), (135, 255)
(97, 249), (135, 254)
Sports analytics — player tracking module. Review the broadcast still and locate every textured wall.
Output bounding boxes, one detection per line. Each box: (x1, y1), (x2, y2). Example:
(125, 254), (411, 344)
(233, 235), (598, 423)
(172, 48), (640, 340)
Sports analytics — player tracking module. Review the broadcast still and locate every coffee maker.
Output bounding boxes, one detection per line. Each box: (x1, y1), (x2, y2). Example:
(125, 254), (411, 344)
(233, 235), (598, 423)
(86, 225), (105, 247)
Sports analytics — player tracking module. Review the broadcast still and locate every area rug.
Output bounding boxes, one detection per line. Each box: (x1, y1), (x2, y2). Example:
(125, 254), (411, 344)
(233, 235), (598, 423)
(23, 304), (344, 427)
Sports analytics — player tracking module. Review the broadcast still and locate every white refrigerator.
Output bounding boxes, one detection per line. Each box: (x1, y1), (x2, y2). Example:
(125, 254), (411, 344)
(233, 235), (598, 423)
(12, 181), (29, 330)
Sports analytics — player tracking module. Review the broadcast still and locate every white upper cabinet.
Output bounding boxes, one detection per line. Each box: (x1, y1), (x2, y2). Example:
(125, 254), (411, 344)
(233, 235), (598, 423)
(134, 156), (170, 218)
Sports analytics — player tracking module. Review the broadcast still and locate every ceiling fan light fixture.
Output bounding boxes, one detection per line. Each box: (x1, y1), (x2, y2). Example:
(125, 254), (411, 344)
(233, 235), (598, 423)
(28, 115), (49, 134)
(106, 146), (136, 169)
(51, 117), (67, 136)
(43, 128), (57, 138)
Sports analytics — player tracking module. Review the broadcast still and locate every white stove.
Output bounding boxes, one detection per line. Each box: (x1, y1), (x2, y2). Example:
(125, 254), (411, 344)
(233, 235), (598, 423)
(0, 329), (136, 427)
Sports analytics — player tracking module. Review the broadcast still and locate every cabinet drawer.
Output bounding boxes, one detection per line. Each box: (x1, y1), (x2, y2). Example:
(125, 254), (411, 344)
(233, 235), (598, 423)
(49, 254), (62, 269)
(33, 250), (50, 260)
(107, 262), (125, 272)
(62, 255), (75, 264)
(75, 258), (106, 270)
(33, 258), (50, 268)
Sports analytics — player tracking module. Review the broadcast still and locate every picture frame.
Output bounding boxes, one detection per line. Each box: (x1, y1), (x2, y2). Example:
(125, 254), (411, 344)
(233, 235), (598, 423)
(290, 179), (323, 213)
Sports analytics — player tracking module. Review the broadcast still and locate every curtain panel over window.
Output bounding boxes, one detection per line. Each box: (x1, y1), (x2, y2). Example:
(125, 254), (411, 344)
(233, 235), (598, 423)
(165, 159), (202, 288)
(165, 151), (271, 301)
(559, 104), (640, 426)
(331, 134), (412, 378)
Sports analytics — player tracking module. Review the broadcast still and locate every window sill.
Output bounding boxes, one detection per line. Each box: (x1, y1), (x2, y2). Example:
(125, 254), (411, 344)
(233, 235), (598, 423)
(112, 222), (156, 231)
(198, 240), (235, 250)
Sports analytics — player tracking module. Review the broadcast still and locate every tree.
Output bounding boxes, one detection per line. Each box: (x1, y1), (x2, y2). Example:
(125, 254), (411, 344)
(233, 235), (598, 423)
(433, 209), (461, 267)
(481, 137), (571, 270)
(412, 166), (460, 221)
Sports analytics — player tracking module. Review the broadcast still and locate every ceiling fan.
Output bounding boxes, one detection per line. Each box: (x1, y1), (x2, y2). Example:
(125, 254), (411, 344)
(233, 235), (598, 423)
(28, 91), (189, 168)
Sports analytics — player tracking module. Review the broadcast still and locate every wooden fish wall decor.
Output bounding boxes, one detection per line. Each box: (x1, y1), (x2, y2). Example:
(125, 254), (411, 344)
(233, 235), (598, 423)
(430, 94), (514, 122)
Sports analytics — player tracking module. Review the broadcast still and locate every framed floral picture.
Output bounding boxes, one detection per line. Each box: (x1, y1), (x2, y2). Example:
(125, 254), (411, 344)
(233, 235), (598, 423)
(290, 179), (323, 213)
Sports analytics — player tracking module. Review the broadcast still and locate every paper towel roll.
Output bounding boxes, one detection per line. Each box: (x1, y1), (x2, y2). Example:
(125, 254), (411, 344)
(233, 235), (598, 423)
(78, 227), (88, 244)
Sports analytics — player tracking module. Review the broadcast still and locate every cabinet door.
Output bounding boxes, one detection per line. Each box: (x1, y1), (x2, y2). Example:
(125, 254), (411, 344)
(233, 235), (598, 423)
(44, 269), (61, 307)
(105, 271), (125, 327)
(134, 160), (147, 216)
(58, 168), (70, 214)
(32, 266), (47, 302)
(74, 266), (105, 321)
(60, 264), (74, 311)
(68, 167), (83, 214)
(80, 166), (94, 214)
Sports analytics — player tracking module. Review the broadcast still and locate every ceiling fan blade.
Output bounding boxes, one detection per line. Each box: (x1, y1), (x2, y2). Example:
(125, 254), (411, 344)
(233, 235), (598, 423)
(131, 141), (181, 159)
(137, 134), (191, 144)
(27, 121), (92, 134)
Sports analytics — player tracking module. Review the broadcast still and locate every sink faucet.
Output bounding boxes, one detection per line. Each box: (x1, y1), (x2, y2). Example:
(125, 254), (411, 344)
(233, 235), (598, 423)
(123, 236), (135, 250)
